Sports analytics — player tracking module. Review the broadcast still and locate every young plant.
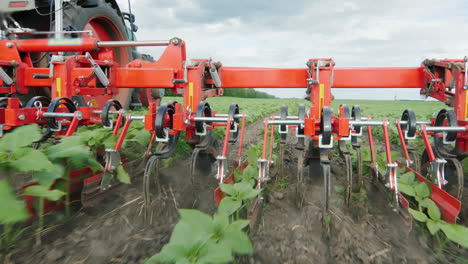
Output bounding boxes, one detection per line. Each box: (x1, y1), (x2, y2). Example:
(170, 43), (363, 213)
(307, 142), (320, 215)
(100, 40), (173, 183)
(146, 210), (252, 264)
(398, 170), (468, 248)
(41, 136), (103, 216)
(218, 182), (261, 218)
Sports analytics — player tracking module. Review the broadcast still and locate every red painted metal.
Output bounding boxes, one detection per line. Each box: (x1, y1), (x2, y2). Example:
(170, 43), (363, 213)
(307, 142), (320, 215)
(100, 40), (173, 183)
(410, 168), (461, 223)
(14, 38), (98, 52)
(420, 125), (436, 162)
(395, 120), (411, 162)
(382, 120), (392, 163)
(113, 110), (124, 136)
(114, 114), (132, 151)
(64, 112), (81, 137)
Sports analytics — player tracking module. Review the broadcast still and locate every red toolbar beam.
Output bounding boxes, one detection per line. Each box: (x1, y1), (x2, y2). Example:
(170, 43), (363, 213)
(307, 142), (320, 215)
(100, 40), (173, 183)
(220, 67), (425, 88)
(220, 67), (308, 88)
(333, 67), (425, 88)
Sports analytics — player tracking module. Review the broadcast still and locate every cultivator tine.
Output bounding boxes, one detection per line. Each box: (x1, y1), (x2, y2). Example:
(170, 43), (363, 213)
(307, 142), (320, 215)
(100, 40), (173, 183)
(382, 119), (400, 210)
(142, 135), (180, 224)
(338, 140), (353, 206)
(366, 118), (379, 182)
(338, 104), (353, 205)
(278, 105), (288, 175)
(190, 134), (219, 181)
(445, 158), (464, 202)
(350, 106), (363, 192)
(320, 148), (332, 214)
(236, 114), (247, 167)
(257, 118), (271, 189)
(142, 155), (161, 225)
(216, 116), (232, 183)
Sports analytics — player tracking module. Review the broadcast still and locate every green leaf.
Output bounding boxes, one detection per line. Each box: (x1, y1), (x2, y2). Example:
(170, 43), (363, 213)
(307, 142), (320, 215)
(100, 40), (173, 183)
(128, 128), (151, 146)
(213, 213), (229, 231)
(179, 209), (213, 233)
(0, 124), (41, 152)
(9, 149), (54, 172)
(198, 240), (233, 264)
(427, 199), (441, 220)
(414, 182), (431, 199)
(220, 229), (253, 254)
(169, 220), (206, 245)
(0, 180), (28, 223)
(408, 208), (428, 222)
(229, 219), (250, 230)
(218, 197), (242, 216)
(390, 151), (399, 164)
(33, 164), (65, 187)
(426, 219), (441, 235)
(239, 186), (261, 200)
(247, 146), (259, 165)
(23, 185), (65, 201)
(399, 171), (416, 185)
(439, 222), (468, 248)
(146, 244), (187, 264)
(220, 184), (236, 196)
(47, 136), (90, 160)
(242, 166), (257, 180)
(87, 158), (104, 172)
(398, 183), (415, 197)
(116, 165), (130, 184)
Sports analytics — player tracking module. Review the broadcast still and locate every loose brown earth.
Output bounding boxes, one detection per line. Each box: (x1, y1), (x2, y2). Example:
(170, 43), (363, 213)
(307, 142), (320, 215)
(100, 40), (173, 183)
(6, 120), (468, 264)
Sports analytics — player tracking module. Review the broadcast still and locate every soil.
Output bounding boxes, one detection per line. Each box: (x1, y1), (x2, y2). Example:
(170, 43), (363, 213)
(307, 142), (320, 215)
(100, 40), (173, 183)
(6, 120), (468, 264)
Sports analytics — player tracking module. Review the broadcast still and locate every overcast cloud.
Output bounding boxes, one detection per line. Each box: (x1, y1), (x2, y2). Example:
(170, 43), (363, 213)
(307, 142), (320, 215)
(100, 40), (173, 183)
(116, 0), (468, 99)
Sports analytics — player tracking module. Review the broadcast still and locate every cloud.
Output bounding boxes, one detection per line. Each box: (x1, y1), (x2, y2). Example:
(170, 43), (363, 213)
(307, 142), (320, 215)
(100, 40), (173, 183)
(117, 0), (468, 99)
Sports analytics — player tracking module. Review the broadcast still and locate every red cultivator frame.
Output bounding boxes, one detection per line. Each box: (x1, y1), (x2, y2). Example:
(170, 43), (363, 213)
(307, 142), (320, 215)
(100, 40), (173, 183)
(0, 14), (466, 224)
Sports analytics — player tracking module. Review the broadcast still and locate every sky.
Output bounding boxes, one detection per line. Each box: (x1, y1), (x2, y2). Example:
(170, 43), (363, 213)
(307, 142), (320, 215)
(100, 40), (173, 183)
(116, 0), (468, 100)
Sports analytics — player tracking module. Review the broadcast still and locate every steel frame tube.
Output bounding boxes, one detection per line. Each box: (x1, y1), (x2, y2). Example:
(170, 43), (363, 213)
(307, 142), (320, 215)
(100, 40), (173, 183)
(425, 126), (466, 132)
(267, 120), (304, 125)
(97, 40), (170, 48)
(42, 112), (77, 118)
(349, 120), (387, 126)
(54, 0), (63, 39)
(194, 117), (230, 122)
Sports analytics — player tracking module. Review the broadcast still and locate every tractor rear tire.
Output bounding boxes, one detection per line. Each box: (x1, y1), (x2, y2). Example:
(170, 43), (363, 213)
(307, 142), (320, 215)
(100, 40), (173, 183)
(61, 0), (136, 108)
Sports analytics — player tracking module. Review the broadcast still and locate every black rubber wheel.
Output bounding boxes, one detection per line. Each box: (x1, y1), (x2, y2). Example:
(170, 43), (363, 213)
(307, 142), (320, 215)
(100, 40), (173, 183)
(228, 104), (240, 143)
(433, 109), (458, 159)
(195, 101), (212, 134)
(101, 99), (123, 127)
(401, 109), (417, 138)
(46, 97), (77, 130)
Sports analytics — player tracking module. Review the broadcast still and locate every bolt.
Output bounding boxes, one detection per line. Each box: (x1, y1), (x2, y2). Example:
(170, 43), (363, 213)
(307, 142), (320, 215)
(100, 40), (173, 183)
(171, 38), (180, 45)
(18, 114), (25, 120)
(5, 42), (13, 48)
